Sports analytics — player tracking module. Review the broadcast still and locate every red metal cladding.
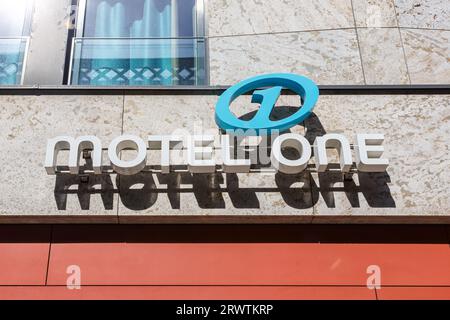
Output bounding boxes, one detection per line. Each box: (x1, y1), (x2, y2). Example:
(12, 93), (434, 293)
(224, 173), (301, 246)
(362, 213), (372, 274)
(377, 287), (450, 300)
(0, 225), (449, 299)
(0, 286), (376, 300)
(0, 226), (51, 285)
(46, 243), (450, 286)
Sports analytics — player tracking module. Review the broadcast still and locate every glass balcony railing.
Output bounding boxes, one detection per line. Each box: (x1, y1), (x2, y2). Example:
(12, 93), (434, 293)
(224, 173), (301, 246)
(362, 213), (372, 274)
(0, 38), (29, 85)
(69, 37), (206, 86)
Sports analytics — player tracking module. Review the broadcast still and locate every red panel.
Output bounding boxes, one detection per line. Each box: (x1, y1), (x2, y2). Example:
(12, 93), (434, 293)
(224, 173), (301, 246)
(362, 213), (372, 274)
(378, 287), (450, 300)
(0, 286), (375, 300)
(47, 242), (450, 286)
(0, 226), (51, 285)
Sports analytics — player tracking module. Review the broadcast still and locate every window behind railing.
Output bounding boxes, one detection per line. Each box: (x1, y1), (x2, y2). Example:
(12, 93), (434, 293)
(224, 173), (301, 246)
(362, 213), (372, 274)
(70, 0), (206, 86)
(0, 0), (32, 85)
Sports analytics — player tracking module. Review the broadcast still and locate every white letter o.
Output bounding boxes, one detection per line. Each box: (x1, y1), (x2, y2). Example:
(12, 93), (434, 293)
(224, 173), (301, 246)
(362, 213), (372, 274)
(108, 135), (147, 175)
(271, 133), (311, 174)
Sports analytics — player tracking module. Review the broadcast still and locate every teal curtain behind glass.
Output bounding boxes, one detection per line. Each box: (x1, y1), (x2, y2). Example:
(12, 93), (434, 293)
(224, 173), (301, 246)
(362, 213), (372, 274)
(91, 0), (174, 86)
(0, 51), (20, 85)
(132, 0), (172, 85)
(92, 1), (129, 85)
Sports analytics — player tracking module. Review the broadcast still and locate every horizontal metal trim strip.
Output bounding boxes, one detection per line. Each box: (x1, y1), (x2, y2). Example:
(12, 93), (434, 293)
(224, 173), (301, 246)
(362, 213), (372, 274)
(0, 84), (449, 95)
(0, 215), (450, 224)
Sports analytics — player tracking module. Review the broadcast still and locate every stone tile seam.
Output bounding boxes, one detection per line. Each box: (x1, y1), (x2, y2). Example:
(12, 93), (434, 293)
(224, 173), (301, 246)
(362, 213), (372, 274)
(395, 26), (450, 32)
(392, 1), (412, 85)
(206, 27), (450, 39)
(207, 27), (356, 39)
(350, 0), (367, 85)
(397, 28), (413, 85)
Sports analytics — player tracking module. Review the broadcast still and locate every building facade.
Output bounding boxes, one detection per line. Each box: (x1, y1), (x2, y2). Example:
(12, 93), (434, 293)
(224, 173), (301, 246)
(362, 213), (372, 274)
(0, 0), (449, 300)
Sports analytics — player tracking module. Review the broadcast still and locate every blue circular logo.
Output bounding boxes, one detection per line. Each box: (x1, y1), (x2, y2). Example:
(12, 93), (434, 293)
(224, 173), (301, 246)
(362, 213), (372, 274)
(215, 73), (319, 134)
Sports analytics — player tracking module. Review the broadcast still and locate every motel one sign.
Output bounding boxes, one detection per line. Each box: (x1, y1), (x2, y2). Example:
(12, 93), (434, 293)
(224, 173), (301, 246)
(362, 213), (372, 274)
(45, 74), (389, 175)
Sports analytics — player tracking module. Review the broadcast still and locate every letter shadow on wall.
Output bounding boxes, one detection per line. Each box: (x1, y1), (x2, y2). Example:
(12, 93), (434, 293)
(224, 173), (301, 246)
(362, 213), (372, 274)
(118, 172), (261, 210)
(54, 172), (115, 210)
(304, 112), (396, 208)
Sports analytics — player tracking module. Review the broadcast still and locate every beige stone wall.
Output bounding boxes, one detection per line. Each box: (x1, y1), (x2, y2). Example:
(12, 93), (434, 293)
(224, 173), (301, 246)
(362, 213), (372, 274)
(1, 93), (449, 223)
(207, 0), (450, 85)
(1, 1), (449, 223)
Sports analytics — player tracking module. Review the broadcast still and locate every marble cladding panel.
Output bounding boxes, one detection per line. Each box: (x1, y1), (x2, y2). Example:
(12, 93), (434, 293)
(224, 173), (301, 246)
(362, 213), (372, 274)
(353, 0), (398, 27)
(209, 30), (364, 86)
(358, 28), (410, 84)
(1, 94), (450, 223)
(394, 0), (450, 29)
(401, 29), (450, 84)
(123, 95), (219, 136)
(305, 94), (450, 222)
(0, 95), (123, 222)
(207, 0), (354, 37)
(207, 0), (450, 86)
